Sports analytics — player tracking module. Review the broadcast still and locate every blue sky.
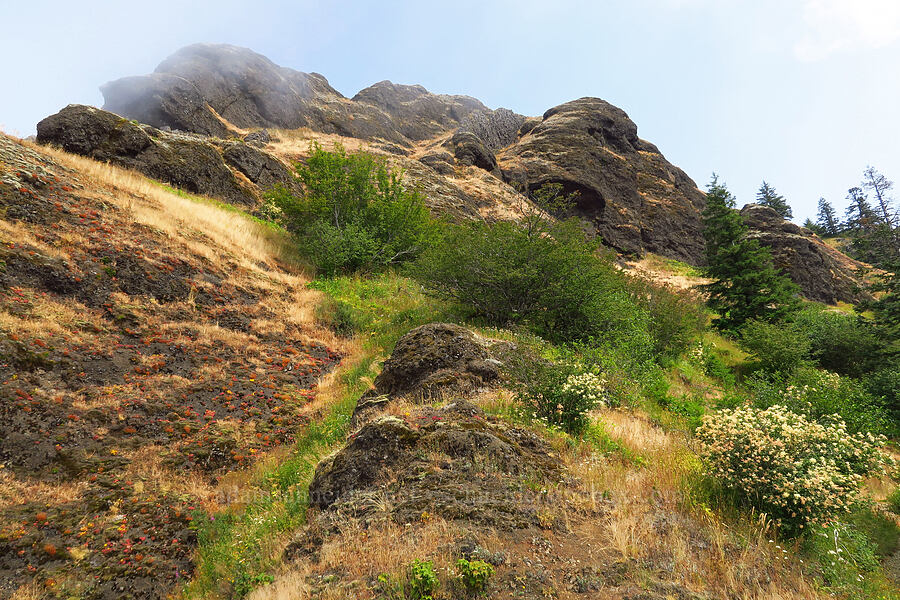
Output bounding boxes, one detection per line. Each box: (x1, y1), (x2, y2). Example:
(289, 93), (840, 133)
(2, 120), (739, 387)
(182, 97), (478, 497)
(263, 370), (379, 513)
(2, 0), (898, 223)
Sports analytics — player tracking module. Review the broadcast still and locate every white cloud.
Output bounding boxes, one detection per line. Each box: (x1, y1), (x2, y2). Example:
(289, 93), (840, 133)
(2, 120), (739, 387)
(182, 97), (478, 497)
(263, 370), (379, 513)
(795, 0), (900, 61)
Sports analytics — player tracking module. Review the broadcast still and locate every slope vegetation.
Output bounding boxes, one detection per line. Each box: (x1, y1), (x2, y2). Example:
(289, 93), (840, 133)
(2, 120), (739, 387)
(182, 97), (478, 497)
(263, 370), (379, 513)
(0, 134), (345, 599)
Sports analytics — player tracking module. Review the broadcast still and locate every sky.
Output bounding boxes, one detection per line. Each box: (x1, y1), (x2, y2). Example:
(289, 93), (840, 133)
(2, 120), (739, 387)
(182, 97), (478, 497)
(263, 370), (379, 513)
(2, 0), (898, 223)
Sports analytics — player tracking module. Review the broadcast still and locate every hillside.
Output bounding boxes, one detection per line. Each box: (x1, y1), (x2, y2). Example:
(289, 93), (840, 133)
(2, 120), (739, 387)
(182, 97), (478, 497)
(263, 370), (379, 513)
(32, 43), (871, 304)
(5, 43), (900, 600)
(0, 133), (345, 599)
(0, 133), (850, 599)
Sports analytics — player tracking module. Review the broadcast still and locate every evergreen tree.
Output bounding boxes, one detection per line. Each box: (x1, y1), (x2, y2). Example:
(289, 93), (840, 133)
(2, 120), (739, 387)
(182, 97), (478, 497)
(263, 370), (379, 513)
(701, 175), (800, 332)
(815, 197), (840, 236)
(863, 166), (897, 231)
(862, 166), (899, 256)
(756, 181), (793, 220)
(803, 218), (825, 236)
(844, 187), (879, 232)
(862, 259), (900, 355)
(844, 186), (897, 266)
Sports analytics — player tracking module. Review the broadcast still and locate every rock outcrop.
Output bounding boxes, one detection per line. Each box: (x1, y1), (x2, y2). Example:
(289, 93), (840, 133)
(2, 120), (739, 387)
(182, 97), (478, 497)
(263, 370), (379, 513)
(36, 44), (873, 305)
(352, 81), (486, 141)
(36, 105), (298, 205)
(101, 44), (486, 148)
(741, 204), (871, 304)
(499, 98), (707, 264)
(350, 322), (507, 427)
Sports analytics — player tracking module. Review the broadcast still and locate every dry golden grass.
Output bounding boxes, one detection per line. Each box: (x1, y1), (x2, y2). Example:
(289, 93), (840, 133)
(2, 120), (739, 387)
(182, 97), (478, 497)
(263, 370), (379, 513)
(9, 581), (47, 600)
(24, 140), (299, 278)
(0, 471), (88, 511)
(249, 518), (459, 600)
(267, 128), (372, 161)
(623, 253), (710, 293)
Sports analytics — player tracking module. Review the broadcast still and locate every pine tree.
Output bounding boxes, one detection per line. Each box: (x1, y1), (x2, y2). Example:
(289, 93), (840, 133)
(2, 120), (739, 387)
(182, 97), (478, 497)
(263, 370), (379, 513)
(815, 197), (840, 236)
(701, 175), (800, 332)
(863, 166), (897, 231)
(863, 259), (900, 355)
(844, 186), (897, 266)
(803, 218), (825, 236)
(756, 181), (793, 220)
(862, 166), (899, 256)
(844, 187), (879, 232)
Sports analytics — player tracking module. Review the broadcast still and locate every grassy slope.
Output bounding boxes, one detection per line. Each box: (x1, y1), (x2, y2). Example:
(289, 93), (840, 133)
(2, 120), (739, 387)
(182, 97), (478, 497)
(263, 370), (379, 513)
(0, 136), (347, 600)
(3, 137), (896, 599)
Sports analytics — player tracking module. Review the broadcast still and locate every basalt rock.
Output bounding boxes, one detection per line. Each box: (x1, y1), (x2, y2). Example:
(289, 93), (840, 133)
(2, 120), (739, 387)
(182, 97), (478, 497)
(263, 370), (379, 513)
(352, 81), (486, 141)
(741, 204), (871, 304)
(370, 322), (505, 400)
(100, 72), (233, 138)
(305, 401), (560, 531)
(36, 104), (298, 205)
(499, 97), (707, 264)
(458, 107), (526, 151)
(221, 142), (299, 195)
(101, 44), (484, 148)
(448, 131), (498, 172)
(350, 322), (508, 428)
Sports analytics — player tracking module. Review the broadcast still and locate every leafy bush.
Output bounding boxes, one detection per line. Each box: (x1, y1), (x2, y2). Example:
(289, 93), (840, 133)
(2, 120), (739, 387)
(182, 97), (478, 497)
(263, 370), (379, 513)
(791, 307), (885, 377)
(512, 359), (607, 435)
(407, 559), (439, 600)
(740, 319), (810, 374)
(264, 143), (435, 275)
(865, 367), (900, 418)
(888, 488), (900, 515)
(696, 405), (891, 535)
(456, 558), (494, 595)
(411, 215), (643, 343)
(626, 277), (706, 361)
(747, 367), (894, 435)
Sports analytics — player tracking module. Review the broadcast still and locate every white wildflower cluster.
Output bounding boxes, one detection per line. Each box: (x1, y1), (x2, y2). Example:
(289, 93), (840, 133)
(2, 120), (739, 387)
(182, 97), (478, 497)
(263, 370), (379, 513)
(560, 372), (608, 408)
(780, 371), (840, 405)
(688, 340), (707, 364)
(696, 405), (892, 532)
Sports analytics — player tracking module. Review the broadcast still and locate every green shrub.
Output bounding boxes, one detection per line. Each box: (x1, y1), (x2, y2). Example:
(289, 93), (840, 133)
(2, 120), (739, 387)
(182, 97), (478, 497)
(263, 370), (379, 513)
(888, 488), (900, 515)
(456, 558), (494, 595)
(408, 559), (439, 600)
(264, 143), (435, 275)
(408, 199), (655, 349)
(696, 404), (891, 535)
(739, 319), (810, 374)
(792, 307), (885, 377)
(626, 277), (706, 362)
(802, 520), (893, 597)
(747, 367), (894, 435)
(865, 367), (900, 417)
(512, 359), (607, 435)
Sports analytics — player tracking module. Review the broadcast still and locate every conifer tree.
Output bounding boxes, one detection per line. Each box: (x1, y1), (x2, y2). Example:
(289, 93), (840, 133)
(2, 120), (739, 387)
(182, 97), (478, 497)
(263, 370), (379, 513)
(862, 166), (899, 255)
(701, 175), (800, 332)
(844, 186), (897, 266)
(815, 197), (840, 236)
(844, 187), (879, 232)
(756, 181), (793, 220)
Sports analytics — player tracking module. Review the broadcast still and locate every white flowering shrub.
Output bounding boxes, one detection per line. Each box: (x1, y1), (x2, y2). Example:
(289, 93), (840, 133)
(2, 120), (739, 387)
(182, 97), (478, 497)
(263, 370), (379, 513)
(696, 405), (892, 534)
(517, 366), (607, 435)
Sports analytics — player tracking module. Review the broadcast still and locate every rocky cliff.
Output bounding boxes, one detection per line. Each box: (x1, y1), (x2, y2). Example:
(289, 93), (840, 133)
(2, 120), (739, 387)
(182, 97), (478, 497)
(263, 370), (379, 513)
(89, 44), (708, 262)
(33, 43), (871, 304)
(741, 204), (871, 304)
